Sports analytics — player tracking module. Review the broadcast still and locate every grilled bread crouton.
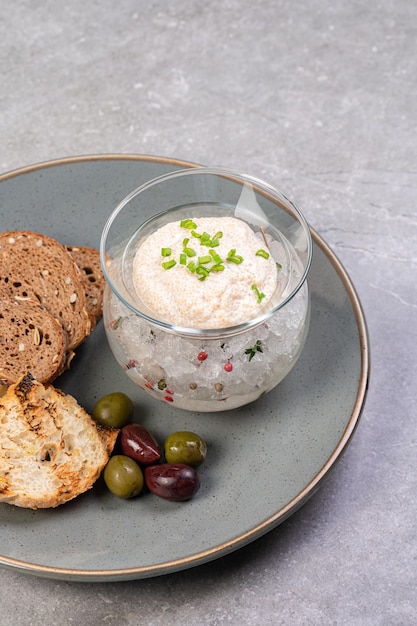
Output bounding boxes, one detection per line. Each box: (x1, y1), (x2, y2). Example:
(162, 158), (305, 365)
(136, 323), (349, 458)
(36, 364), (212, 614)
(0, 374), (118, 509)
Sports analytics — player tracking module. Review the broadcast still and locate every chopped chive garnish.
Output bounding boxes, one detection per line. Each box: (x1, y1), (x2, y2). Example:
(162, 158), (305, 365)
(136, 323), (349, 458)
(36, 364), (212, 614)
(256, 249), (270, 259)
(226, 249), (244, 264)
(209, 249), (223, 263)
(180, 219), (197, 229)
(162, 259), (176, 270)
(196, 266), (210, 281)
(170, 220), (256, 281)
(251, 284), (266, 303)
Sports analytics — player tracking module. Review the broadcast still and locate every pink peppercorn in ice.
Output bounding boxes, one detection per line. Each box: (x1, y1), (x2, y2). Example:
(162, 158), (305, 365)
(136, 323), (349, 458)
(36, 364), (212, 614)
(132, 217), (278, 329)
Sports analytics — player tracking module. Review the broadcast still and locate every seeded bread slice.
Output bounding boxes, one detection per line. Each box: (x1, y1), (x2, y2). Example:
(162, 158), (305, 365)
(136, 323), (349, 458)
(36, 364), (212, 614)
(0, 231), (91, 351)
(65, 245), (104, 328)
(0, 294), (66, 386)
(0, 373), (119, 509)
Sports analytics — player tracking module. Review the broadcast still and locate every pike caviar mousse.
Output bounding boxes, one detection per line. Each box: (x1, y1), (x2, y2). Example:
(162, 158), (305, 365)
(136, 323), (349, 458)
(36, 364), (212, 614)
(101, 167), (312, 413)
(103, 212), (310, 411)
(132, 217), (278, 329)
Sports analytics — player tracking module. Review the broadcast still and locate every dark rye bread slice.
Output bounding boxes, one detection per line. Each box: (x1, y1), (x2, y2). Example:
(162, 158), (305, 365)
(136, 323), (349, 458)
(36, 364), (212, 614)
(65, 245), (105, 328)
(0, 373), (119, 509)
(0, 294), (66, 385)
(0, 231), (91, 351)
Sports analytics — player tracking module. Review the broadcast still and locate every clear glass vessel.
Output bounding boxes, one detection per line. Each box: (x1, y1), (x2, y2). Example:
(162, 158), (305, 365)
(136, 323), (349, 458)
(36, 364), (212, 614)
(100, 167), (312, 412)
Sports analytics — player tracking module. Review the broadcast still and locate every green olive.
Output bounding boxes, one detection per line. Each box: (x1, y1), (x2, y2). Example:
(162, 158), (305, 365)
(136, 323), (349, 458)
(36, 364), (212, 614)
(164, 431), (208, 467)
(92, 392), (133, 428)
(103, 455), (144, 498)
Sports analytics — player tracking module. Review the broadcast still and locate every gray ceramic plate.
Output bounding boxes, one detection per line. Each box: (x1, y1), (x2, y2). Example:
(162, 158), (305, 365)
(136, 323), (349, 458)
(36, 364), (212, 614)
(0, 155), (369, 582)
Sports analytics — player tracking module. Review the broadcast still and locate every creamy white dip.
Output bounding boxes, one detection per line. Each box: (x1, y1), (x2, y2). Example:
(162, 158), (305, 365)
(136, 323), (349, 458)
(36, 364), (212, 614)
(132, 217), (278, 328)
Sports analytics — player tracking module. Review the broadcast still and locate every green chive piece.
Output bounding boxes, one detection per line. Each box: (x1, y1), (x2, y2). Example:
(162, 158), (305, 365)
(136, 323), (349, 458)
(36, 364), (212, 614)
(226, 249), (244, 264)
(209, 250), (223, 264)
(198, 255), (212, 265)
(180, 253), (187, 265)
(196, 266), (210, 281)
(187, 260), (197, 273)
(183, 237), (189, 247)
(256, 249), (270, 259)
(276, 262), (282, 272)
(213, 231), (223, 240)
(211, 264), (225, 272)
(180, 219), (197, 229)
(161, 247), (171, 257)
(228, 254), (244, 264)
(200, 232), (212, 246)
(251, 284), (266, 303)
(210, 238), (220, 247)
(184, 247), (196, 257)
(162, 259), (176, 270)
(191, 230), (201, 238)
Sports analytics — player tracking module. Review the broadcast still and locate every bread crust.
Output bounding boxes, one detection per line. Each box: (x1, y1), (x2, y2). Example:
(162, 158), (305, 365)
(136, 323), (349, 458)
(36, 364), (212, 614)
(0, 293), (66, 385)
(0, 231), (91, 351)
(65, 245), (104, 328)
(0, 374), (119, 509)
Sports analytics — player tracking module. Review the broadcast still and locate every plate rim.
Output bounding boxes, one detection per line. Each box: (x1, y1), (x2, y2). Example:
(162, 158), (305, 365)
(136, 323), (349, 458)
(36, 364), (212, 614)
(0, 154), (370, 581)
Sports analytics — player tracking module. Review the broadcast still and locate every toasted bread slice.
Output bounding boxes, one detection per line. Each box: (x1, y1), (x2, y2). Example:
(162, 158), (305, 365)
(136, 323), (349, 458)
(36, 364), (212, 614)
(0, 231), (91, 351)
(65, 245), (104, 328)
(0, 374), (119, 509)
(0, 294), (66, 386)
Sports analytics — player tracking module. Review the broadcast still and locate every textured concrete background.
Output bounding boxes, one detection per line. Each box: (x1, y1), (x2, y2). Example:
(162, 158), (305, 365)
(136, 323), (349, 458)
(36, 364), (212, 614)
(1, 1), (416, 624)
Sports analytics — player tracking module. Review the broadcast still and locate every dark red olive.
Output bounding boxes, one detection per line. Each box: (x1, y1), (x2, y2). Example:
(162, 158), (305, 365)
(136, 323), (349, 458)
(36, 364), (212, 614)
(119, 423), (161, 466)
(144, 463), (200, 501)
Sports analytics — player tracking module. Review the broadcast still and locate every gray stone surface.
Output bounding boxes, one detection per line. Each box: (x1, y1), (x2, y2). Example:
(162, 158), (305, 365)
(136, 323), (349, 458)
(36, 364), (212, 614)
(1, 0), (416, 624)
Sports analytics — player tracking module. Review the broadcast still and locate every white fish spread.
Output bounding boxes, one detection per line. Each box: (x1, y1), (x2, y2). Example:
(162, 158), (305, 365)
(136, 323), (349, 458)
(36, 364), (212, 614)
(132, 216), (278, 328)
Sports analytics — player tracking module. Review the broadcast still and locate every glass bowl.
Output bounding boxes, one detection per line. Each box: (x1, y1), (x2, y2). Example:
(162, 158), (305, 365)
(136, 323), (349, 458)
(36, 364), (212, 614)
(100, 167), (312, 412)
